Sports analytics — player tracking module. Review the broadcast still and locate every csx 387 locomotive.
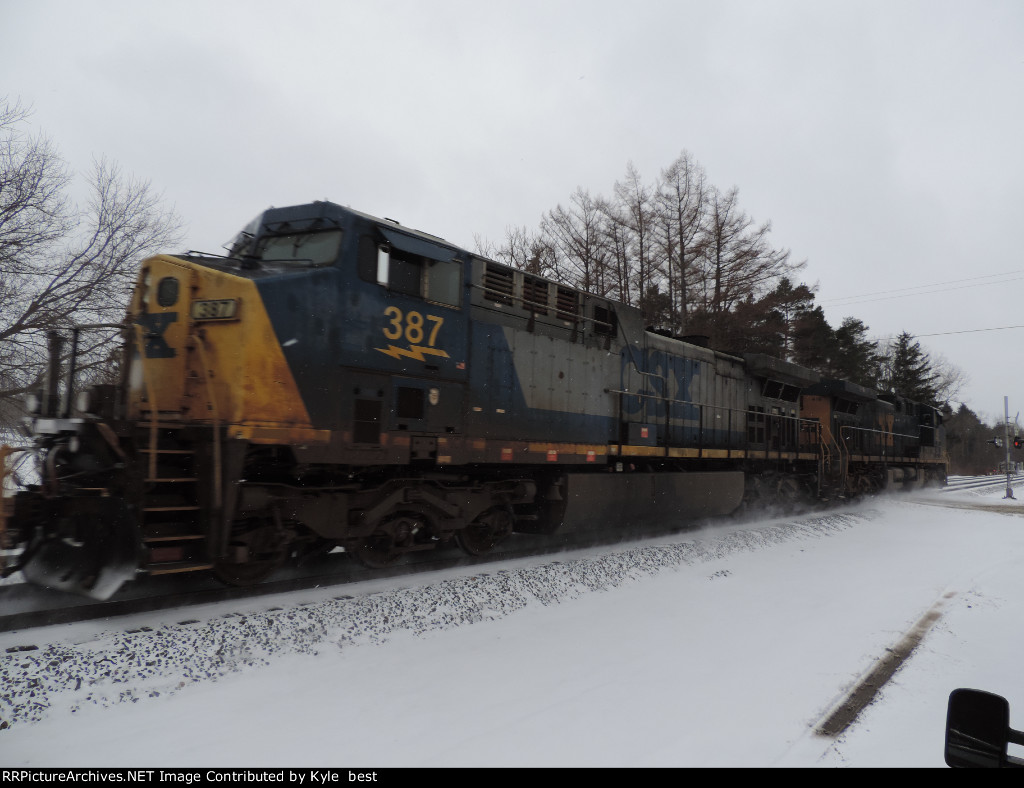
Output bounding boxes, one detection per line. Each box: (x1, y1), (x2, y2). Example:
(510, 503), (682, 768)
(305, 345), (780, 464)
(0, 201), (947, 599)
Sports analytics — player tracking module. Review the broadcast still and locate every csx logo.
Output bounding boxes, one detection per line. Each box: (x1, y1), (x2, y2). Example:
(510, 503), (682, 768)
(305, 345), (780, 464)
(375, 306), (449, 362)
(138, 312), (177, 358)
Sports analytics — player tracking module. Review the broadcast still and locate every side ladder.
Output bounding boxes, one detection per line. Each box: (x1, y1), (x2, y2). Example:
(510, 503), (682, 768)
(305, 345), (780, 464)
(138, 422), (215, 576)
(132, 313), (220, 578)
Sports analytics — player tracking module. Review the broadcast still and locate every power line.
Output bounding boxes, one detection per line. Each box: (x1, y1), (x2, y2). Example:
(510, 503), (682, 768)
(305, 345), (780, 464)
(816, 267), (1024, 343)
(823, 272), (1024, 304)
(821, 268), (1024, 303)
(822, 271), (1024, 307)
(871, 324), (1024, 343)
(915, 324), (1024, 338)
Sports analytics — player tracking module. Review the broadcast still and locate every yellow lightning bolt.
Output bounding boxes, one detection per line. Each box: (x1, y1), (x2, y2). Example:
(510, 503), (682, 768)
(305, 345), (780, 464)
(375, 344), (451, 361)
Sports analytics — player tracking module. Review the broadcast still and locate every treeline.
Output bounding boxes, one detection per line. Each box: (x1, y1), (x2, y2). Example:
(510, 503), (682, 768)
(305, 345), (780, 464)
(945, 405), (1022, 476)
(477, 151), (965, 409)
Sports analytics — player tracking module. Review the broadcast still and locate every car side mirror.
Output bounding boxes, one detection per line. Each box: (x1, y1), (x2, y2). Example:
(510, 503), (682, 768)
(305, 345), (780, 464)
(945, 689), (1012, 767)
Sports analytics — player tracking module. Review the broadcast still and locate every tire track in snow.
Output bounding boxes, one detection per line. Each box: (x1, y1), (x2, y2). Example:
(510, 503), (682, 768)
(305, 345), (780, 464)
(814, 591), (956, 737)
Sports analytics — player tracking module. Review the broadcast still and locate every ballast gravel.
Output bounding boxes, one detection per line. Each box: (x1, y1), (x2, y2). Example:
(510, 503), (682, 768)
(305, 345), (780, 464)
(0, 509), (876, 731)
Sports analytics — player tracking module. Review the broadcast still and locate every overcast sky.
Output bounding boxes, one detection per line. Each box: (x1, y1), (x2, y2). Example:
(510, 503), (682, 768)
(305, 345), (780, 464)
(4, 0), (1022, 419)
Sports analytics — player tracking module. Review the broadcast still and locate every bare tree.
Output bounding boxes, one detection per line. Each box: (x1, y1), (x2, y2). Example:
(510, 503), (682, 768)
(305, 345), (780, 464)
(472, 233), (496, 258)
(0, 98), (183, 434)
(597, 194), (634, 307)
(655, 151), (709, 332)
(493, 225), (557, 278)
(699, 186), (803, 316)
(539, 187), (612, 297)
(931, 354), (969, 408)
(479, 154), (816, 355)
(610, 163), (664, 323)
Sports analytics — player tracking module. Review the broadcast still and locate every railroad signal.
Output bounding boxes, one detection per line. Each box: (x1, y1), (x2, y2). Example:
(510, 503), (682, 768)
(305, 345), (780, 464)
(1014, 436), (1023, 450)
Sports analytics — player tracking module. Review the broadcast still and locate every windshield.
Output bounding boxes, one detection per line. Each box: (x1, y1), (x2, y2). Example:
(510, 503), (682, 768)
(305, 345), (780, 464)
(254, 229), (343, 266)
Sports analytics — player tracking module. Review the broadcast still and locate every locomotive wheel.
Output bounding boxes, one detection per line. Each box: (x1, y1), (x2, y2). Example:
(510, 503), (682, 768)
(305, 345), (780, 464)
(350, 533), (401, 569)
(212, 518), (288, 587)
(349, 512), (424, 569)
(455, 506), (514, 556)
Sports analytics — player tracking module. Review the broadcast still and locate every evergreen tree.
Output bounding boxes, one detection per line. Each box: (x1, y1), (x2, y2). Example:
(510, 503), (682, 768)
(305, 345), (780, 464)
(880, 332), (939, 404)
(791, 305), (836, 373)
(712, 295), (786, 356)
(642, 285), (674, 329)
(762, 277), (817, 361)
(830, 317), (883, 389)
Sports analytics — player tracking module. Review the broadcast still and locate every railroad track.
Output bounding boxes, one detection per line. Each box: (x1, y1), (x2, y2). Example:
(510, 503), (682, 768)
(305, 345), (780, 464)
(0, 542), (519, 634)
(910, 474), (1024, 515)
(0, 521), (674, 634)
(5, 476), (1021, 634)
(942, 474), (1024, 493)
(914, 499), (1024, 515)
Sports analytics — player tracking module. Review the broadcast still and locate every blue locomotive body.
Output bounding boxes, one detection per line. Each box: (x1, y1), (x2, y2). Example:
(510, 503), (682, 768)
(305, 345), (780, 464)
(1, 200), (947, 598)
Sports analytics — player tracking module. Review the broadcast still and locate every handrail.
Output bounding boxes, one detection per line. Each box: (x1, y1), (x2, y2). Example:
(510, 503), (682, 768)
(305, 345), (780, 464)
(131, 324), (161, 481)
(0, 444), (29, 568)
(192, 332), (223, 511)
(839, 424), (918, 455)
(604, 386), (822, 455)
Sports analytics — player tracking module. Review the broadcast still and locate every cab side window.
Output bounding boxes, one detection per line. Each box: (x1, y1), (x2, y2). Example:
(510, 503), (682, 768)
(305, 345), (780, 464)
(389, 251), (422, 297)
(359, 231), (462, 308)
(425, 259), (461, 306)
(358, 235), (378, 282)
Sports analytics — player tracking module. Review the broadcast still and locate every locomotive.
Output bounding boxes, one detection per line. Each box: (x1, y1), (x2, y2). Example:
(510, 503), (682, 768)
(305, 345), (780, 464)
(0, 201), (948, 599)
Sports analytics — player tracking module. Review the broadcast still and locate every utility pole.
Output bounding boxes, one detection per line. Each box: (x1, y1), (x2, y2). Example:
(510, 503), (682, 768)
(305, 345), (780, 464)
(1004, 396), (1015, 500)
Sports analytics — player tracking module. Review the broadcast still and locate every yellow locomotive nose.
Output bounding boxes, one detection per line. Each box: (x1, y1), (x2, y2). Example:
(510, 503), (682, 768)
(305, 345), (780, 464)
(126, 255), (313, 431)
(118, 254), (321, 588)
(128, 257), (193, 420)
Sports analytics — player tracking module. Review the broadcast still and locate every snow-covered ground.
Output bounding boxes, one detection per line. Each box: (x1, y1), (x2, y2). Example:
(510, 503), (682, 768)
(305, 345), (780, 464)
(2, 481), (1023, 767)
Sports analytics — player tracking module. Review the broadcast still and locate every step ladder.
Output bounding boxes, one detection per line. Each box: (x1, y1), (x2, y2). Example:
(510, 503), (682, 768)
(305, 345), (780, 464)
(816, 427), (847, 498)
(138, 421), (214, 576)
(131, 316), (225, 578)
